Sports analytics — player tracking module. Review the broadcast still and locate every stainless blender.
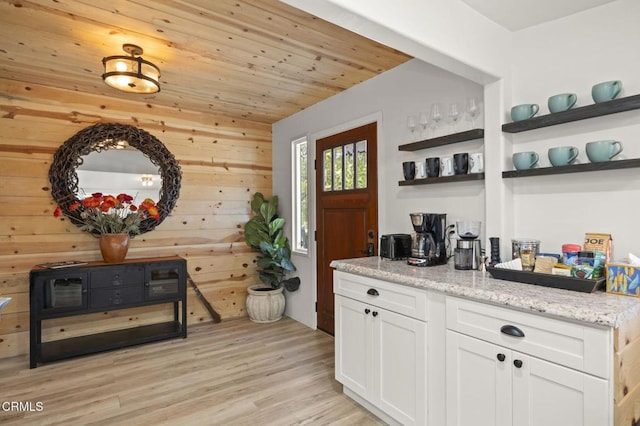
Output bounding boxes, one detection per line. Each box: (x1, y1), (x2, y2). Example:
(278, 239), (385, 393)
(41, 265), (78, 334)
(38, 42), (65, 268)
(407, 213), (447, 267)
(454, 221), (482, 270)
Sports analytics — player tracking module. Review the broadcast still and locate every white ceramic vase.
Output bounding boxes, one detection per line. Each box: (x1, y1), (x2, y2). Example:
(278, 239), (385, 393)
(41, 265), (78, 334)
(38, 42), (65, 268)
(246, 285), (285, 323)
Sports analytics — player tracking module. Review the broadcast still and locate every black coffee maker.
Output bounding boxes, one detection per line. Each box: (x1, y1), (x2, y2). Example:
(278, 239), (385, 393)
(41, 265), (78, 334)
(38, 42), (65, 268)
(407, 213), (448, 267)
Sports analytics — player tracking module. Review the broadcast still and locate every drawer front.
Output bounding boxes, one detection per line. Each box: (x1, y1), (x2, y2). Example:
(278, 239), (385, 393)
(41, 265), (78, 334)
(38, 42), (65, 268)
(90, 286), (144, 308)
(446, 296), (610, 378)
(90, 266), (145, 289)
(334, 271), (427, 321)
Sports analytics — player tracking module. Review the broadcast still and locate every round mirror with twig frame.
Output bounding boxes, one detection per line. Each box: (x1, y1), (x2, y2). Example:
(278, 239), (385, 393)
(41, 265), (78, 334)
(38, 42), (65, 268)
(50, 123), (181, 234)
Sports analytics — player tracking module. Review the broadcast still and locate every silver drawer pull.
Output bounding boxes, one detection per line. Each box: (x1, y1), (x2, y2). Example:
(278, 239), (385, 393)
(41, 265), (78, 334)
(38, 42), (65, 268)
(500, 324), (525, 338)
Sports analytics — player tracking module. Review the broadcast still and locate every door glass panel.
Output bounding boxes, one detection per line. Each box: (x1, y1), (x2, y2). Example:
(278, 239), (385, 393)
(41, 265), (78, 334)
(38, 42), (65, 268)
(323, 149), (332, 192)
(148, 267), (179, 297)
(333, 146), (343, 191)
(45, 278), (84, 309)
(322, 141), (367, 192)
(344, 143), (355, 190)
(356, 140), (367, 189)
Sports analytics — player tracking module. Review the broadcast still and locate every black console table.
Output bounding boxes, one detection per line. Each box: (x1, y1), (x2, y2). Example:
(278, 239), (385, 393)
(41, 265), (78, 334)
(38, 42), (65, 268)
(29, 256), (187, 368)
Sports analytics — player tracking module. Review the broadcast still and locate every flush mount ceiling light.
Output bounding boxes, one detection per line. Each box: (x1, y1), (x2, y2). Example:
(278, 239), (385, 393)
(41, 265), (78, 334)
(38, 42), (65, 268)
(102, 44), (160, 94)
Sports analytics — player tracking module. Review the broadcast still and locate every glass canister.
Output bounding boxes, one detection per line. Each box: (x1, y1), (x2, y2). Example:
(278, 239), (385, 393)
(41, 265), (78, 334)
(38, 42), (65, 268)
(517, 239), (540, 271)
(511, 239), (521, 260)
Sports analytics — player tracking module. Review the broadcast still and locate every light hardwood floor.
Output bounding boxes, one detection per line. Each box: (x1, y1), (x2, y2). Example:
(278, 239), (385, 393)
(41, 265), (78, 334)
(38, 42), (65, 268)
(0, 317), (385, 425)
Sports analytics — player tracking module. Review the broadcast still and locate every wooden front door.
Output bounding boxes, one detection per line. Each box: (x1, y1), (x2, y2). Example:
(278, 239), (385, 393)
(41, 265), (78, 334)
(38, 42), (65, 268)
(316, 122), (378, 335)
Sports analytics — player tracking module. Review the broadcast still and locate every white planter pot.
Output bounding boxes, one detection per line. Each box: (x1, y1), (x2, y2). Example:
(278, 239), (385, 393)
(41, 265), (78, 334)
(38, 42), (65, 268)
(246, 285), (285, 323)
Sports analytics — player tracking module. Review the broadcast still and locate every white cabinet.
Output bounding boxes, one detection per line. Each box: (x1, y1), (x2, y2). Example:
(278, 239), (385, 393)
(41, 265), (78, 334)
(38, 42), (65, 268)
(335, 295), (370, 397)
(511, 351), (607, 426)
(334, 271), (428, 426)
(446, 297), (610, 426)
(333, 270), (620, 426)
(446, 331), (608, 426)
(446, 330), (511, 426)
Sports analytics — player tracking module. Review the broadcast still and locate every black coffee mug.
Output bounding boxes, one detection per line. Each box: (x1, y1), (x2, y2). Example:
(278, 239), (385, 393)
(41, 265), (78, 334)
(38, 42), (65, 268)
(402, 161), (416, 180)
(453, 153), (469, 175)
(425, 157), (440, 177)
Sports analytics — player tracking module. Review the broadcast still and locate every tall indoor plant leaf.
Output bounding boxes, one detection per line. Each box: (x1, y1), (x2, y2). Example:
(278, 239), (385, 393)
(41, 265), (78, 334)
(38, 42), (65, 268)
(245, 192), (301, 292)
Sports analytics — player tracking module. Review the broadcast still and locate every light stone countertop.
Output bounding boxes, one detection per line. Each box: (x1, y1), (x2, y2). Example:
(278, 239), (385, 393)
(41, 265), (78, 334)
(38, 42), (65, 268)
(330, 257), (640, 328)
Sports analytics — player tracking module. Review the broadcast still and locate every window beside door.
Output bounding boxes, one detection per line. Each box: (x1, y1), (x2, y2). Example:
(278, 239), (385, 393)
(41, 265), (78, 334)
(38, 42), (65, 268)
(292, 137), (309, 255)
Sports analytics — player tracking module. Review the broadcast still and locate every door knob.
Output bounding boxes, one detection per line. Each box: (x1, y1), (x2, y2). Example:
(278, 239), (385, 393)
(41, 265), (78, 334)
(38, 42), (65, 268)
(513, 359), (523, 369)
(372, 311), (378, 317)
(364, 308), (370, 314)
(497, 353), (506, 362)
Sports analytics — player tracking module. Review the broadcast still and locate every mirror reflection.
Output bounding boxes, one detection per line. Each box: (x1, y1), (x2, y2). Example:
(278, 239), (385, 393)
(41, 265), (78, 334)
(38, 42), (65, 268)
(76, 145), (161, 202)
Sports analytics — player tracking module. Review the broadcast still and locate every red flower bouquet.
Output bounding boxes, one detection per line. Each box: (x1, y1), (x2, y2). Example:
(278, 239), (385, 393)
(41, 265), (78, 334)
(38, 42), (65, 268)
(54, 193), (160, 236)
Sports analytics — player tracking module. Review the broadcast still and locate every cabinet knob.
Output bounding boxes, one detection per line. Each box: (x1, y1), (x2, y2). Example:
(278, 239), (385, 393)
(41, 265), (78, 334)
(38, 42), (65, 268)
(497, 353), (506, 362)
(364, 308), (371, 314)
(500, 324), (525, 338)
(372, 311), (378, 317)
(513, 359), (523, 369)
(367, 288), (379, 296)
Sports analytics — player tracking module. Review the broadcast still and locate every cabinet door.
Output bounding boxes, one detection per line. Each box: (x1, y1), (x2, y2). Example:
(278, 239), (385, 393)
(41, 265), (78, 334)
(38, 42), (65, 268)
(446, 331), (511, 426)
(512, 353), (609, 426)
(335, 295), (372, 400)
(34, 271), (89, 316)
(375, 307), (427, 426)
(145, 261), (183, 300)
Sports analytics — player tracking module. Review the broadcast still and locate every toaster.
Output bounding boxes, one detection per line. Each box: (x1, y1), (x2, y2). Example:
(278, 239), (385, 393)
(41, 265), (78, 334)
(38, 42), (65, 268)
(380, 234), (412, 260)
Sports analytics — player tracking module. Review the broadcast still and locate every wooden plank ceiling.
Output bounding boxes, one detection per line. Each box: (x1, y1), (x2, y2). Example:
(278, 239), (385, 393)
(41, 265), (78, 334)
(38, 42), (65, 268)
(0, 0), (412, 124)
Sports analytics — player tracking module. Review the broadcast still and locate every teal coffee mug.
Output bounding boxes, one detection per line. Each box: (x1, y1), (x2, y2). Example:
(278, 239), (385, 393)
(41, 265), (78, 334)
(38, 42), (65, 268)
(548, 93), (577, 113)
(548, 146), (579, 166)
(591, 80), (622, 103)
(510, 104), (539, 122)
(513, 151), (539, 170)
(586, 140), (623, 163)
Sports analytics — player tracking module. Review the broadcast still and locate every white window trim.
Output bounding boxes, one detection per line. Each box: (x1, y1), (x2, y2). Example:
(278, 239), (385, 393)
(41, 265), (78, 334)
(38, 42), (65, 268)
(291, 136), (309, 256)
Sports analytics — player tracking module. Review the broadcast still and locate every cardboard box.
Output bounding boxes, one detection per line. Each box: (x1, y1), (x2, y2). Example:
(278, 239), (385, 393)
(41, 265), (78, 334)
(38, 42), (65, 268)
(606, 262), (640, 296)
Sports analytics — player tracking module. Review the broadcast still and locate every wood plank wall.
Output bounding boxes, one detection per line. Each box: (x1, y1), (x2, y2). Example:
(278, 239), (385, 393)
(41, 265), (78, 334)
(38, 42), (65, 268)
(614, 317), (640, 425)
(0, 78), (271, 359)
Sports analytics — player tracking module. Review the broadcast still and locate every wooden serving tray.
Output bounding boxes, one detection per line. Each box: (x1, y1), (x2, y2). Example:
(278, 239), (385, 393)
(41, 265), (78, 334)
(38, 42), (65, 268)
(486, 267), (605, 293)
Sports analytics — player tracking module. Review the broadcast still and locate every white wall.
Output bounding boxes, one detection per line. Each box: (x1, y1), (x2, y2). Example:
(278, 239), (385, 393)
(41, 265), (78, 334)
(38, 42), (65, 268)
(273, 59), (483, 327)
(77, 170), (162, 202)
(507, 0), (640, 259)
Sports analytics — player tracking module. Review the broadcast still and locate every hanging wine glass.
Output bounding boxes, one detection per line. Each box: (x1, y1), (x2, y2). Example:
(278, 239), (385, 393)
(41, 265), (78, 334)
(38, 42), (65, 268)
(448, 102), (460, 133)
(467, 97), (480, 129)
(407, 115), (417, 141)
(430, 103), (442, 137)
(418, 112), (429, 139)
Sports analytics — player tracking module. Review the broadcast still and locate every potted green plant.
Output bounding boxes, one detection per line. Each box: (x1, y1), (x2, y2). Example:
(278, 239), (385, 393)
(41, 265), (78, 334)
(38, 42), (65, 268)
(244, 192), (300, 322)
